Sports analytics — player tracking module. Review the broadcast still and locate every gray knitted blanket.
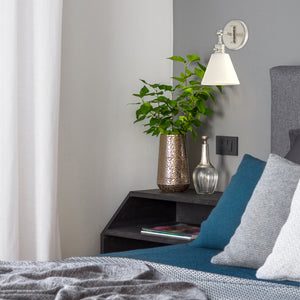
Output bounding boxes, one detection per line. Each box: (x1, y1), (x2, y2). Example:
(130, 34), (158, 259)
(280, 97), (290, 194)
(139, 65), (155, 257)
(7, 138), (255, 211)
(0, 258), (207, 300)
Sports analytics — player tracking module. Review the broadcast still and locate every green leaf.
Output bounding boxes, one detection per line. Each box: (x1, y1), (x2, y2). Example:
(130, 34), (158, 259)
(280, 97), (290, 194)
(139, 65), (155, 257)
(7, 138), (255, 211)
(176, 91), (192, 101)
(173, 84), (182, 90)
(136, 108), (142, 118)
(144, 127), (155, 134)
(140, 85), (149, 97)
(217, 85), (223, 93)
(158, 84), (173, 91)
(139, 102), (153, 114)
(128, 102), (141, 105)
(156, 96), (169, 103)
(152, 130), (160, 136)
(201, 91), (214, 100)
(150, 118), (160, 126)
(159, 128), (169, 135)
(149, 83), (159, 88)
(174, 119), (181, 127)
(180, 103), (192, 111)
(192, 129), (197, 141)
(208, 92), (215, 103)
(172, 76), (185, 84)
(158, 104), (172, 116)
(160, 119), (171, 129)
(140, 79), (148, 85)
(149, 92), (164, 99)
(182, 87), (193, 94)
(194, 68), (205, 78)
(200, 90), (213, 100)
(186, 69), (193, 76)
(187, 54), (200, 63)
(196, 92), (209, 101)
(169, 100), (178, 107)
(190, 85), (202, 91)
(192, 119), (203, 127)
(205, 108), (214, 115)
(203, 86), (215, 93)
(196, 101), (205, 113)
(134, 115), (146, 123)
(171, 129), (180, 135)
(189, 80), (201, 85)
(153, 107), (160, 113)
(171, 108), (180, 115)
(133, 93), (142, 98)
(190, 95), (198, 102)
(168, 56), (186, 64)
(197, 62), (206, 71)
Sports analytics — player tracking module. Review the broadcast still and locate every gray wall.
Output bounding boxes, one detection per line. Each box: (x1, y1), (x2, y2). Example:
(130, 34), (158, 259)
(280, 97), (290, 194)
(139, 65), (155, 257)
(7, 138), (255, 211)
(174, 0), (300, 189)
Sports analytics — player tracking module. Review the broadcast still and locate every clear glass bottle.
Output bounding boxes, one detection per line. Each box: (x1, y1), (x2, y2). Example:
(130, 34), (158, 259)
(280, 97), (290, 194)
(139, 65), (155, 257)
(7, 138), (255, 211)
(193, 136), (218, 194)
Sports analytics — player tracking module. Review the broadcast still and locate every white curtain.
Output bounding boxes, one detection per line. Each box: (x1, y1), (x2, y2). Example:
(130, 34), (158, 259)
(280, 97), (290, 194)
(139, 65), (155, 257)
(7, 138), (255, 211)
(0, 0), (62, 261)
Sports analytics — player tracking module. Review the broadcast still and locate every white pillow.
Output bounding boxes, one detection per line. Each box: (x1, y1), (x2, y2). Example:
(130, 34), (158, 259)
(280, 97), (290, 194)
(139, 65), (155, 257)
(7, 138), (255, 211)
(256, 179), (300, 281)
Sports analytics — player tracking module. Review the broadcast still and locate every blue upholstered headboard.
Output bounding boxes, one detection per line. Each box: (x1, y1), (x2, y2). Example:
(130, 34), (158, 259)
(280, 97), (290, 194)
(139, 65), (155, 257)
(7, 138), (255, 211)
(271, 66), (300, 156)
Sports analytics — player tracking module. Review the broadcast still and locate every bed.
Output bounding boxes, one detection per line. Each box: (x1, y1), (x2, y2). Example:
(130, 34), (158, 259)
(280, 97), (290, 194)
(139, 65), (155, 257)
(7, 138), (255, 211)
(1, 66), (300, 299)
(101, 65), (300, 299)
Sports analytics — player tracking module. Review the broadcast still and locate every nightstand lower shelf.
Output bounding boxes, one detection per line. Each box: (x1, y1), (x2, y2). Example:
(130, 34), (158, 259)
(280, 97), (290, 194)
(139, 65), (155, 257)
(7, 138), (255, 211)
(100, 189), (222, 253)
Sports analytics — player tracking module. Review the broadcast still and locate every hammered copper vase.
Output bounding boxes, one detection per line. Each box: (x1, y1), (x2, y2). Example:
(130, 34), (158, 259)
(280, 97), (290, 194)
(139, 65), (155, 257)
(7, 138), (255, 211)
(157, 134), (190, 192)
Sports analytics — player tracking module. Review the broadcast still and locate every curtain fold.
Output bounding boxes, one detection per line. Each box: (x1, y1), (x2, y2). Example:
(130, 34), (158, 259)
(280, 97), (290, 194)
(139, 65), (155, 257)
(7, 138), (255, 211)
(0, 0), (62, 261)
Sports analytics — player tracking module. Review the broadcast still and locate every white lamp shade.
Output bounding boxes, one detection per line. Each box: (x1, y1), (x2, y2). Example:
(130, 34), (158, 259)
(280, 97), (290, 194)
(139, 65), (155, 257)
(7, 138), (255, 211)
(201, 53), (240, 86)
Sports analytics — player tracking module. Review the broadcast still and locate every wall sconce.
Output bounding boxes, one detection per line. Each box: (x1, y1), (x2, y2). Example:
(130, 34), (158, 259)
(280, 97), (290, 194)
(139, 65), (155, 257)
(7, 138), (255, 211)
(201, 20), (248, 86)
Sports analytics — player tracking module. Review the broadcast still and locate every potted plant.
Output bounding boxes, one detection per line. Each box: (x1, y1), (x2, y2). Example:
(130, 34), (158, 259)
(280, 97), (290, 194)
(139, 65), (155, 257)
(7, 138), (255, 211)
(133, 54), (221, 192)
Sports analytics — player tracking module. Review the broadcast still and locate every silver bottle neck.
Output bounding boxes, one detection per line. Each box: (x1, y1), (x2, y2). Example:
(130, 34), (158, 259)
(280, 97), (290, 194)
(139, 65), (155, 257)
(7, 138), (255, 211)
(200, 136), (211, 166)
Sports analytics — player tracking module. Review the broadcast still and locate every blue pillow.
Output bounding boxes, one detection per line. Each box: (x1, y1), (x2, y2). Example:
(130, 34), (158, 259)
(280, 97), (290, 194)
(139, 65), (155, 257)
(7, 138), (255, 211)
(191, 154), (266, 250)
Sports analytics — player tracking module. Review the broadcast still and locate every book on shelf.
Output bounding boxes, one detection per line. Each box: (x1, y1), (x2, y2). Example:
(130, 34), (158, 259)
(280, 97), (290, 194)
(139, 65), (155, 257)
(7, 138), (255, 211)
(140, 223), (200, 240)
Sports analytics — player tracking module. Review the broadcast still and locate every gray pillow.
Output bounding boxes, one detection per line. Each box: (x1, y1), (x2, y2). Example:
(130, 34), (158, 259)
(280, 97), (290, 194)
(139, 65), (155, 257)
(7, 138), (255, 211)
(211, 153), (300, 269)
(285, 134), (300, 164)
(289, 128), (300, 148)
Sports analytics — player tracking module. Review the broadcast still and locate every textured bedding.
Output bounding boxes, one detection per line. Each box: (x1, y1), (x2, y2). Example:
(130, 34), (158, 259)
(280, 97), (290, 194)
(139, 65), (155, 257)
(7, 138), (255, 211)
(0, 257), (206, 300)
(2, 255), (299, 300)
(98, 256), (300, 300)
(103, 244), (300, 286)
(102, 245), (300, 299)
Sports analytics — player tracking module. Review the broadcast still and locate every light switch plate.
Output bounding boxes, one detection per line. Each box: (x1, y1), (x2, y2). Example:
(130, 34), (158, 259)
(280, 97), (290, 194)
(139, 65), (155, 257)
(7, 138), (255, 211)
(216, 136), (238, 156)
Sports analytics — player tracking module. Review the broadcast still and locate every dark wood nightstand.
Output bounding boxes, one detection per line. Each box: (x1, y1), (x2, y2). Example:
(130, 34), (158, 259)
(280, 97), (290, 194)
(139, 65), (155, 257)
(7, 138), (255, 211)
(100, 189), (222, 253)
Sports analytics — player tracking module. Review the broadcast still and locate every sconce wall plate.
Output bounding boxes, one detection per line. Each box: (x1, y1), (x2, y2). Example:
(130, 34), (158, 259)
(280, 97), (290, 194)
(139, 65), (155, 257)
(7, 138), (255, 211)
(222, 20), (248, 50)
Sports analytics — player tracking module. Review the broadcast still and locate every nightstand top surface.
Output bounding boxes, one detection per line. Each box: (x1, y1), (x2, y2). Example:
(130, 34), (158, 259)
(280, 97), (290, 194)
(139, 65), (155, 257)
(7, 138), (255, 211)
(129, 189), (222, 206)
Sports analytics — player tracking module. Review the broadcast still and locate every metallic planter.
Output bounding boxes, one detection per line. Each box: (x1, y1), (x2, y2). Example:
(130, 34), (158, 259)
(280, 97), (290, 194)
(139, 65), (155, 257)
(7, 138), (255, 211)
(157, 134), (190, 192)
